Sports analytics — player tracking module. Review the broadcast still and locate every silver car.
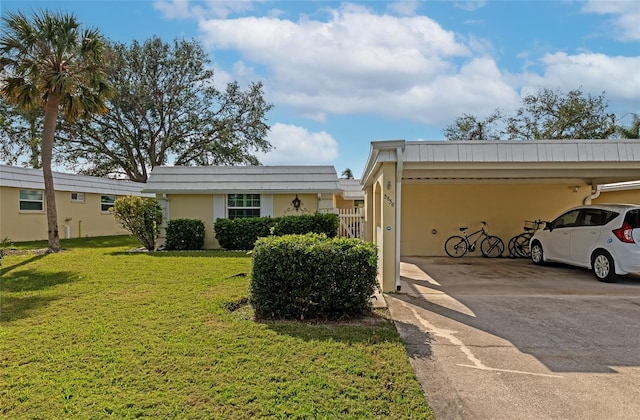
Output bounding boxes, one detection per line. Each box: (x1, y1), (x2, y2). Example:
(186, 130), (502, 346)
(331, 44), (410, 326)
(530, 204), (640, 282)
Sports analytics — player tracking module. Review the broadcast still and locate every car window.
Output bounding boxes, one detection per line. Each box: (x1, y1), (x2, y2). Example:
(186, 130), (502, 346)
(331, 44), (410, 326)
(603, 211), (619, 225)
(624, 209), (640, 228)
(578, 209), (609, 226)
(552, 209), (581, 229)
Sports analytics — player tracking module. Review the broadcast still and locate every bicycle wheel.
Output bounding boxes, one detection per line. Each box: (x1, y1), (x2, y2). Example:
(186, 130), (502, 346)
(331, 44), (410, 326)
(513, 233), (531, 258)
(444, 236), (468, 258)
(481, 236), (504, 258)
(507, 236), (519, 258)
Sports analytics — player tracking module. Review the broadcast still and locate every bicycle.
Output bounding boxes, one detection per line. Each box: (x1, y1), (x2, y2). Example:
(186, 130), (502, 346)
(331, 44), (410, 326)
(507, 220), (545, 258)
(444, 221), (505, 258)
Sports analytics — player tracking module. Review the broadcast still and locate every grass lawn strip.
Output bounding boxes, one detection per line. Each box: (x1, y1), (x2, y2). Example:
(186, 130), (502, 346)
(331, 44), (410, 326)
(0, 236), (433, 419)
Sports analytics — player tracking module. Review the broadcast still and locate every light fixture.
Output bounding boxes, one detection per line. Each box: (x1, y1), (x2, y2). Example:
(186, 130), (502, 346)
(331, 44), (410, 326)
(292, 194), (301, 210)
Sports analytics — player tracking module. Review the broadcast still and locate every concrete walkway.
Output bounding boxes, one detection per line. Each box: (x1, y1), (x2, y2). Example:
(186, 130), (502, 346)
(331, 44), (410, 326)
(384, 257), (640, 420)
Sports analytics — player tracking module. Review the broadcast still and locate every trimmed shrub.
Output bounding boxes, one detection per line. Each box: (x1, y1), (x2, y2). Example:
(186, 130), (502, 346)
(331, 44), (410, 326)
(214, 217), (275, 250)
(271, 213), (339, 237)
(213, 213), (339, 250)
(250, 233), (378, 320)
(165, 219), (205, 250)
(112, 196), (163, 251)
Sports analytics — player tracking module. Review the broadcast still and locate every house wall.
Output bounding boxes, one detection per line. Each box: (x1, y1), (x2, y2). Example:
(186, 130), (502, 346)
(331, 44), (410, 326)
(334, 195), (355, 210)
(401, 183), (591, 257)
(166, 194), (217, 249)
(593, 189), (640, 205)
(0, 186), (129, 242)
(273, 193), (318, 215)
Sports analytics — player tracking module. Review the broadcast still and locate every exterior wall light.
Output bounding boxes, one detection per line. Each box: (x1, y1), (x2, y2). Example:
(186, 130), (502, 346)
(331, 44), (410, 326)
(292, 194), (301, 211)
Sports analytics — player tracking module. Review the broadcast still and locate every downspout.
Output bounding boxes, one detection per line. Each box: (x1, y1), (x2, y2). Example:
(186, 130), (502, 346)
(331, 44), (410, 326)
(584, 185), (602, 205)
(395, 147), (403, 291)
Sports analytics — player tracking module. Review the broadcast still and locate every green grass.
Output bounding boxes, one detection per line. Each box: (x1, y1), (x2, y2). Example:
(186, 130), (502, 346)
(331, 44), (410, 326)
(1, 236), (433, 419)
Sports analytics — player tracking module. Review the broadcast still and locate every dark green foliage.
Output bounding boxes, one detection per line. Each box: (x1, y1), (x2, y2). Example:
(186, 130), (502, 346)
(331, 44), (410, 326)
(271, 213), (339, 238)
(165, 219), (205, 251)
(214, 213), (339, 250)
(214, 217), (275, 250)
(250, 234), (378, 320)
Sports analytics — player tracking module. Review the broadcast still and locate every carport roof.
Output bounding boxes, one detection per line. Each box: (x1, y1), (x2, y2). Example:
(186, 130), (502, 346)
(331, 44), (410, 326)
(362, 140), (640, 186)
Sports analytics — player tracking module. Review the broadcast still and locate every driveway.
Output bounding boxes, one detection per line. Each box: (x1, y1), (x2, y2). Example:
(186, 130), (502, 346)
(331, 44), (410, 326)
(386, 257), (640, 420)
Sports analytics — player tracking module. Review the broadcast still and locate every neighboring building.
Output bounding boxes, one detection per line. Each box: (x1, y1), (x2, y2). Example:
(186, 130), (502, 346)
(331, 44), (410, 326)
(0, 165), (146, 242)
(143, 165), (341, 249)
(335, 178), (365, 210)
(361, 140), (640, 292)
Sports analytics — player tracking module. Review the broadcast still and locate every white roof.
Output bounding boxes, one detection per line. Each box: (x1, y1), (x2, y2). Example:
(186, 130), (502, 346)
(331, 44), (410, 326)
(338, 179), (365, 200)
(143, 165), (341, 194)
(0, 165), (147, 196)
(363, 140), (640, 186)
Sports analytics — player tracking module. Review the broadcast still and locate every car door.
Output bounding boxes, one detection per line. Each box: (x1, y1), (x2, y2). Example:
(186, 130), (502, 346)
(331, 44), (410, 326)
(568, 209), (605, 267)
(546, 209), (581, 261)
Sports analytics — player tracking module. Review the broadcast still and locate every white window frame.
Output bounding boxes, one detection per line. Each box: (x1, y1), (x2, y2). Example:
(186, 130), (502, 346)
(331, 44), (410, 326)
(71, 192), (85, 203)
(227, 194), (261, 219)
(101, 195), (116, 212)
(19, 189), (44, 212)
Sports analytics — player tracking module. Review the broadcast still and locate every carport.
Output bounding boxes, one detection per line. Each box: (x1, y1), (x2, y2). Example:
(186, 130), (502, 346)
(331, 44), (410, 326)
(361, 140), (640, 292)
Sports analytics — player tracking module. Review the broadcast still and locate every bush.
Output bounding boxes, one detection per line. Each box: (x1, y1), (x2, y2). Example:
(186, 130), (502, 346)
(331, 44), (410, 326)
(271, 213), (339, 237)
(214, 213), (339, 250)
(214, 217), (275, 250)
(112, 196), (163, 251)
(165, 219), (205, 251)
(250, 233), (378, 320)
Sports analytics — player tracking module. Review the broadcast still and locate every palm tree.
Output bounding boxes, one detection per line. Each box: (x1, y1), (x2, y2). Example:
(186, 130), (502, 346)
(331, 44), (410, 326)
(0, 10), (111, 252)
(616, 113), (640, 139)
(341, 168), (354, 179)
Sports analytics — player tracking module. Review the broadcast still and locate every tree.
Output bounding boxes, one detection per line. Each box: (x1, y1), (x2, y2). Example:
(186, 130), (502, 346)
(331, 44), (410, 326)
(616, 113), (640, 139)
(505, 87), (616, 140)
(341, 168), (354, 179)
(0, 94), (44, 168)
(0, 10), (111, 252)
(112, 196), (163, 251)
(60, 36), (273, 182)
(443, 110), (503, 140)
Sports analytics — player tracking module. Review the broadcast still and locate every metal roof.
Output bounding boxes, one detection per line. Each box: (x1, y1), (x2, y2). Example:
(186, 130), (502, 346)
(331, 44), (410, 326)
(338, 179), (365, 200)
(0, 165), (147, 196)
(143, 165), (341, 194)
(362, 140), (640, 186)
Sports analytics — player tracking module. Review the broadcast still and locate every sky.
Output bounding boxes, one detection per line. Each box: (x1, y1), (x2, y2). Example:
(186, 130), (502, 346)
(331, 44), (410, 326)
(2, 1), (639, 178)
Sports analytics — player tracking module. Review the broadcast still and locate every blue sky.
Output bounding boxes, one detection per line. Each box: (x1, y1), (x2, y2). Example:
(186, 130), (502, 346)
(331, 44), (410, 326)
(2, 1), (639, 177)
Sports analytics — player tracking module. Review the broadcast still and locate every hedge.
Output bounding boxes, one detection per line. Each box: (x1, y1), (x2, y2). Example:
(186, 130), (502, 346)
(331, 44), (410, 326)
(250, 233), (378, 320)
(165, 218), (205, 250)
(214, 212), (339, 250)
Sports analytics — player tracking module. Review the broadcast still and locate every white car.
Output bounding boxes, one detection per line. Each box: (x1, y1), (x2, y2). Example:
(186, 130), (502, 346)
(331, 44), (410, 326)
(530, 204), (640, 282)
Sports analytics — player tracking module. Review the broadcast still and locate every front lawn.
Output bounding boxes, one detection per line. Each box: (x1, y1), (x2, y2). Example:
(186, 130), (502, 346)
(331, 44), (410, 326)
(0, 236), (432, 419)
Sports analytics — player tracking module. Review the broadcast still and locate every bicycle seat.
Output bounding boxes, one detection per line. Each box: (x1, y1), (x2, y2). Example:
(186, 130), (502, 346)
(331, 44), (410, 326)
(459, 227), (467, 231)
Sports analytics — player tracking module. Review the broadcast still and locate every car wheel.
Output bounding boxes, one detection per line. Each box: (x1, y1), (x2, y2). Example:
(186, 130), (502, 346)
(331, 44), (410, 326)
(530, 241), (544, 265)
(592, 251), (617, 283)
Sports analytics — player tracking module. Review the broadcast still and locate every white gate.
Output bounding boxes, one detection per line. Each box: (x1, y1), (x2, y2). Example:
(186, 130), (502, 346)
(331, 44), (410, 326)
(337, 208), (365, 239)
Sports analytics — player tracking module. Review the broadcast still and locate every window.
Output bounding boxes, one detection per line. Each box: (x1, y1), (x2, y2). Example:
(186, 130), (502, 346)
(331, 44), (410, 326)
(101, 195), (116, 212)
(71, 192), (85, 202)
(20, 190), (44, 211)
(551, 209), (580, 229)
(227, 194), (260, 219)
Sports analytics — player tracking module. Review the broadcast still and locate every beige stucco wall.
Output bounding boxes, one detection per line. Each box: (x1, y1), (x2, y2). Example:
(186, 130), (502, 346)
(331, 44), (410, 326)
(593, 189), (640, 205)
(401, 183), (591, 257)
(166, 194), (217, 249)
(0, 186), (129, 242)
(273, 193), (318, 216)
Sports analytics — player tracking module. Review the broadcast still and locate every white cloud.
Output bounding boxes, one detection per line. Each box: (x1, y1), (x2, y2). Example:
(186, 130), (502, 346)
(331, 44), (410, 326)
(454, 1), (487, 12)
(386, 1), (420, 16)
(512, 52), (640, 109)
(582, 0), (640, 41)
(154, 0), (256, 20)
(256, 123), (339, 165)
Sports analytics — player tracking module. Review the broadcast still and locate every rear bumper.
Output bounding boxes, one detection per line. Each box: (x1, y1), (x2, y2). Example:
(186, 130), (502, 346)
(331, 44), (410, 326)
(614, 246), (640, 275)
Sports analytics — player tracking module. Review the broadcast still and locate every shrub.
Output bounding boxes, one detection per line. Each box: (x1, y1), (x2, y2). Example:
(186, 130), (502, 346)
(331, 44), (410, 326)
(214, 213), (339, 250)
(250, 233), (378, 320)
(165, 219), (205, 251)
(214, 217), (275, 250)
(112, 196), (163, 251)
(271, 213), (339, 237)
